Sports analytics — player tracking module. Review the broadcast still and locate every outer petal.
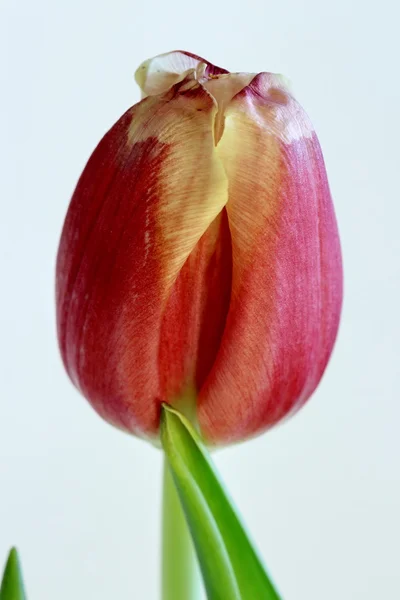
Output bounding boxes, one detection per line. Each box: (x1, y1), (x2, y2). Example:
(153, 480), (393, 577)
(56, 74), (228, 439)
(198, 74), (343, 445)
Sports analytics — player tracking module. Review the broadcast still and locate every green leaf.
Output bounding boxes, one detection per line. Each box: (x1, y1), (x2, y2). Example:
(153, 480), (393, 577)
(160, 404), (281, 600)
(0, 548), (26, 600)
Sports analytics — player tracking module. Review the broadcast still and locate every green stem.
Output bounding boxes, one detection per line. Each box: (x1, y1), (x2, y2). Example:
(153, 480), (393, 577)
(162, 458), (202, 600)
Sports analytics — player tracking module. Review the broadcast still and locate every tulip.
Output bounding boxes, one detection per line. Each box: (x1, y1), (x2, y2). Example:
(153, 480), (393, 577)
(56, 50), (342, 446)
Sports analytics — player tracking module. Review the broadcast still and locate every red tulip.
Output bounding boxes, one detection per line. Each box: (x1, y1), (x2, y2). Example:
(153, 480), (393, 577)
(56, 50), (342, 445)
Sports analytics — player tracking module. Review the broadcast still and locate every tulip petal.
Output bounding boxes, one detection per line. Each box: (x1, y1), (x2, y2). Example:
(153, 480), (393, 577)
(57, 74), (228, 438)
(198, 74), (343, 444)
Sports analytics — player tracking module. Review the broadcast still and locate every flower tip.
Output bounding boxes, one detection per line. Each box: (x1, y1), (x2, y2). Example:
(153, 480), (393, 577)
(134, 51), (211, 98)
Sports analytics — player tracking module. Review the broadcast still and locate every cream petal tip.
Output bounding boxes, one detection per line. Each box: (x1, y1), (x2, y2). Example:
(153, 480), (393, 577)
(134, 51), (207, 97)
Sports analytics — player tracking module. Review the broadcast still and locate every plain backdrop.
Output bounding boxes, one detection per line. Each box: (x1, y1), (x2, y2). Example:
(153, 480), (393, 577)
(0, 1), (399, 599)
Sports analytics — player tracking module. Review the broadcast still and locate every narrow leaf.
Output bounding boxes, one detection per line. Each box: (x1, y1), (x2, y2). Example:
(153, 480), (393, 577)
(160, 404), (281, 600)
(0, 548), (26, 600)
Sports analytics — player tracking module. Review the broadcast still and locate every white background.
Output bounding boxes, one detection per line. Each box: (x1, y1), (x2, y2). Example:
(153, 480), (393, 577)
(0, 1), (399, 599)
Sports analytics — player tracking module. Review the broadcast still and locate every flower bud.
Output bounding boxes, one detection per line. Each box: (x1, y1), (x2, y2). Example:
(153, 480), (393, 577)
(56, 51), (342, 445)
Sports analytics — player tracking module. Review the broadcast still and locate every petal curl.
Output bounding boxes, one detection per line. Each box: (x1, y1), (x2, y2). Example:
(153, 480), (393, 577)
(198, 74), (343, 444)
(56, 74), (228, 438)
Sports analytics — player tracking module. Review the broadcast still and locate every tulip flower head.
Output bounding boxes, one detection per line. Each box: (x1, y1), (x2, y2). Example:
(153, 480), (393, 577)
(56, 50), (342, 445)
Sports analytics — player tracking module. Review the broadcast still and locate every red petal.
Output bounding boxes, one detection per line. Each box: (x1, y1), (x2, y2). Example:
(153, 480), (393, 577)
(56, 75), (228, 439)
(198, 74), (343, 445)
